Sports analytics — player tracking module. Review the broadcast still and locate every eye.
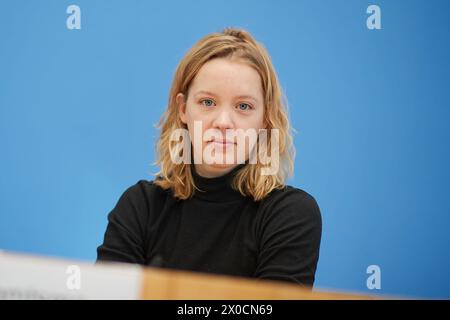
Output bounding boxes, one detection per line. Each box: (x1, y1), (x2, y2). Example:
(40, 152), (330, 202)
(200, 99), (216, 107)
(237, 103), (252, 111)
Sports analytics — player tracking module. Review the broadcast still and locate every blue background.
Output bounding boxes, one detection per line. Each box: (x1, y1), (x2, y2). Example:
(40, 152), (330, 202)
(1, 0), (449, 299)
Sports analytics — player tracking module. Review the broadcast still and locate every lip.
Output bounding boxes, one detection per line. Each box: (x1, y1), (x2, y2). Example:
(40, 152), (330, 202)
(208, 139), (236, 144)
(208, 140), (236, 146)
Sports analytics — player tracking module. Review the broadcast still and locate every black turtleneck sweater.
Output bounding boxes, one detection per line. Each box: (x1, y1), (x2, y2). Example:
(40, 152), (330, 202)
(96, 164), (322, 286)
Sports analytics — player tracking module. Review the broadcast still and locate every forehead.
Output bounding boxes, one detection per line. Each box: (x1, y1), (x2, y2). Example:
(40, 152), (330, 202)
(190, 58), (263, 99)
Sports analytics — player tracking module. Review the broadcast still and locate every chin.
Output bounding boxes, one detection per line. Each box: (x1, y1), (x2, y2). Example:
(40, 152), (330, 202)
(208, 163), (236, 169)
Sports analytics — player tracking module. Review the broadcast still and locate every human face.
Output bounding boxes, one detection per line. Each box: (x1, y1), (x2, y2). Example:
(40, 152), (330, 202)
(177, 58), (265, 178)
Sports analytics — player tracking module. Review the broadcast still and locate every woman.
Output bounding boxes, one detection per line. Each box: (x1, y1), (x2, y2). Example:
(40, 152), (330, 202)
(97, 28), (322, 287)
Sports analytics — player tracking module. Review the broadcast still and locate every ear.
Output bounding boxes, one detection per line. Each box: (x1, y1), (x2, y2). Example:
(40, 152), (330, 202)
(176, 93), (187, 124)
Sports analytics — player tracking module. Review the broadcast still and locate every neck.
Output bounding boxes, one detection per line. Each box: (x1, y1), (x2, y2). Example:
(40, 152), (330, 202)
(190, 163), (247, 202)
(194, 164), (240, 178)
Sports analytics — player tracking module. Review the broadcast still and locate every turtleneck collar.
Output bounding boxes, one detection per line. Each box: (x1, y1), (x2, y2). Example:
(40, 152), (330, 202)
(191, 163), (247, 202)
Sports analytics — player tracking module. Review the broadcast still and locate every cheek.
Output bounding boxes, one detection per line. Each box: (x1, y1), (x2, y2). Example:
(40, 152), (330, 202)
(237, 113), (265, 131)
(256, 109), (265, 129)
(184, 110), (210, 146)
(185, 104), (209, 125)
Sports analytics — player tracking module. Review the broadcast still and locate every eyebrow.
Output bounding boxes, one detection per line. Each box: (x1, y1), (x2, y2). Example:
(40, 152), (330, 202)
(193, 90), (259, 103)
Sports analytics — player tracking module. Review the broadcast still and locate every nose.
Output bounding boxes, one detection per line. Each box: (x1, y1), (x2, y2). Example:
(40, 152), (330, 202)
(211, 109), (235, 131)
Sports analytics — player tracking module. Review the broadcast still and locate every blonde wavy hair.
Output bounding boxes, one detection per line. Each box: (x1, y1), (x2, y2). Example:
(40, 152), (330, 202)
(153, 27), (295, 201)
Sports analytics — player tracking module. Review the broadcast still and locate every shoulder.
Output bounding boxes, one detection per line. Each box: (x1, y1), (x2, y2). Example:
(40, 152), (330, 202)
(117, 179), (172, 206)
(121, 179), (166, 196)
(261, 185), (320, 212)
(107, 179), (173, 228)
(258, 185), (322, 228)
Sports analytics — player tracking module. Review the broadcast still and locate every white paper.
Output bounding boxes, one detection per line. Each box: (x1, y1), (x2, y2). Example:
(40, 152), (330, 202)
(0, 251), (143, 300)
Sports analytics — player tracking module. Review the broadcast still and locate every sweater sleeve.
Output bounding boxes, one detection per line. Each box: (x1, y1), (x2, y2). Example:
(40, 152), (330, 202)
(254, 188), (322, 287)
(96, 182), (149, 265)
